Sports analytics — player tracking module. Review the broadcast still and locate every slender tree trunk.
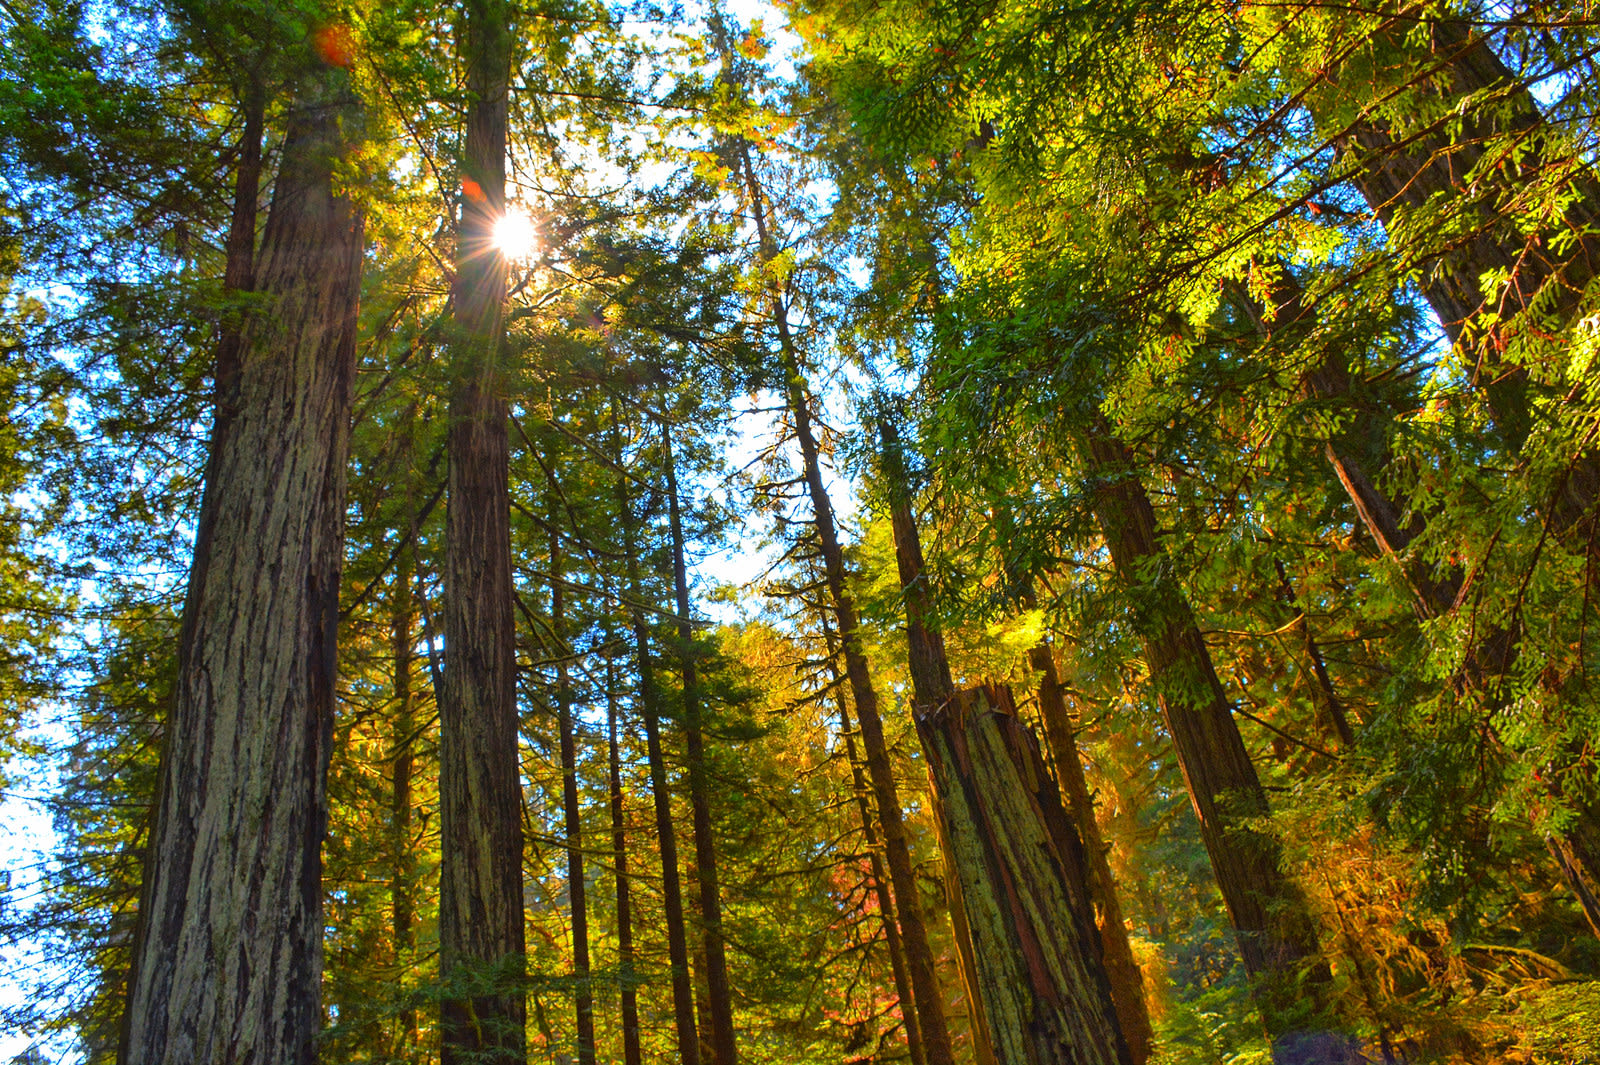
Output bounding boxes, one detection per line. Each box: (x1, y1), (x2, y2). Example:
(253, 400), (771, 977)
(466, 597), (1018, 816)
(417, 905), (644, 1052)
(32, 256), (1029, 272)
(1270, 560), (1356, 751)
(820, 619), (924, 1065)
(552, 532), (597, 1065)
(439, 1), (525, 1060)
(616, 450), (701, 1065)
(917, 685), (1133, 1065)
(663, 425), (740, 1065)
(735, 145), (956, 1065)
(391, 460), (418, 1053)
(121, 71), (364, 1065)
(1079, 426), (1324, 1019)
(606, 644), (644, 1065)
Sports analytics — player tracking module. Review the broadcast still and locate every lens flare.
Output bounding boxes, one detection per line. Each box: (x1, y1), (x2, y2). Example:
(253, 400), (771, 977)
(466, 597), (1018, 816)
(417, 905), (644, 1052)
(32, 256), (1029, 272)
(493, 210), (538, 261)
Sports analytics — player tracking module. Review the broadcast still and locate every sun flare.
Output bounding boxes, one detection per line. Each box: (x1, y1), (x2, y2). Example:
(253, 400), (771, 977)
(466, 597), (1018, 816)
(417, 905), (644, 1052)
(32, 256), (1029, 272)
(493, 210), (538, 261)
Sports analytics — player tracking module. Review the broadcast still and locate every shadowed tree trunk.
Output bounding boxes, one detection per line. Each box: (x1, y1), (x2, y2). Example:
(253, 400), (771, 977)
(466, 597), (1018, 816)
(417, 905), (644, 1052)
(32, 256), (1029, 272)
(605, 640), (644, 1065)
(1079, 425), (1325, 1022)
(390, 439), (419, 1054)
(551, 531), (596, 1065)
(663, 424), (739, 1065)
(438, 0), (526, 1060)
(120, 67), (364, 1065)
(615, 436), (701, 1064)
(734, 141), (956, 1065)
(917, 685), (1132, 1065)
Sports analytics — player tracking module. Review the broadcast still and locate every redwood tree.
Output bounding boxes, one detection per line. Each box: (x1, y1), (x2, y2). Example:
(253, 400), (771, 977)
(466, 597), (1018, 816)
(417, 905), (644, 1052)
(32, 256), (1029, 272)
(120, 54), (365, 1064)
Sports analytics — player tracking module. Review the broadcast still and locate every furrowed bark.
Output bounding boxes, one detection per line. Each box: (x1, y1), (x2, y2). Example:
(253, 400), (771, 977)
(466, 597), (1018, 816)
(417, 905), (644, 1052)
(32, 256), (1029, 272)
(616, 450), (701, 1064)
(552, 532), (596, 1065)
(439, 0), (526, 1059)
(874, 419), (994, 1065)
(121, 69), (364, 1065)
(1080, 426), (1325, 1015)
(916, 685), (1132, 1065)
(992, 507), (1152, 1058)
(663, 424), (739, 1065)
(1024, 626), (1153, 1064)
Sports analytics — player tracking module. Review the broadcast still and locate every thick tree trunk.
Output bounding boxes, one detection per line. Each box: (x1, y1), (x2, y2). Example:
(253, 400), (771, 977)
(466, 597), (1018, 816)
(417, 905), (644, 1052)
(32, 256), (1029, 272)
(605, 645), (644, 1065)
(439, 1), (526, 1060)
(736, 145), (956, 1065)
(1026, 635), (1154, 1065)
(663, 425), (739, 1065)
(1080, 427), (1324, 1013)
(121, 72), (364, 1065)
(617, 463), (702, 1065)
(1333, 15), (1600, 522)
(917, 685), (1132, 1065)
(820, 619), (925, 1065)
(552, 533), (597, 1065)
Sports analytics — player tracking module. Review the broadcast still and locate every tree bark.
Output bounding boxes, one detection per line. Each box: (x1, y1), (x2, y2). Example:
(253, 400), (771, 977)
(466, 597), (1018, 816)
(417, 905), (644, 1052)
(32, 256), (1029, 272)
(736, 144), (957, 1065)
(121, 71), (364, 1065)
(1025, 633), (1153, 1065)
(390, 452), (418, 1054)
(1332, 14), (1600, 523)
(616, 453), (702, 1065)
(873, 418), (995, 1065)
(552, 532), (596, 1065)
(605, 642), (644, 1065)
(1080, 426), (1325, 1015)
(1243, 269), (1600, 935)
(663, 424), (739, 1065)
(439, 0), (526, 1059)
(916, 685), (1132, 1065)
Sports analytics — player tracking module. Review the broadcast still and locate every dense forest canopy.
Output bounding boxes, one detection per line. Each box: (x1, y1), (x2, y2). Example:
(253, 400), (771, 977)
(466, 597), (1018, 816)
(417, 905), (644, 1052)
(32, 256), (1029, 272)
(2, 0), (1600, 1061)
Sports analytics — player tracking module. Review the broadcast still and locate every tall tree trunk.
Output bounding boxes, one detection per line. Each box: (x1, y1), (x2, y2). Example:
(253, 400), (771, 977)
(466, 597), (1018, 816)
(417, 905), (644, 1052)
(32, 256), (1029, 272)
(663, 425), (739, 1065)
(552, 532), (597, 1065)
(872, 418), (995, 1065)
(390, 458), (418, 1054)
(1332, 15), (1600, 528)
(605, 643), (644, 1065)
(1025, 628), (1153, 1065)
(616, 447), (701, 1065)
(439, 0), (525, 1060)
(917, 685), (1133, 1065)
(990, 502), (1153, 1059)
(1079, 426), (1325, 1020)
(819, 618), (925, 1065)
(121, 70), (364, 1065)
(735, 144), (956, 1065)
